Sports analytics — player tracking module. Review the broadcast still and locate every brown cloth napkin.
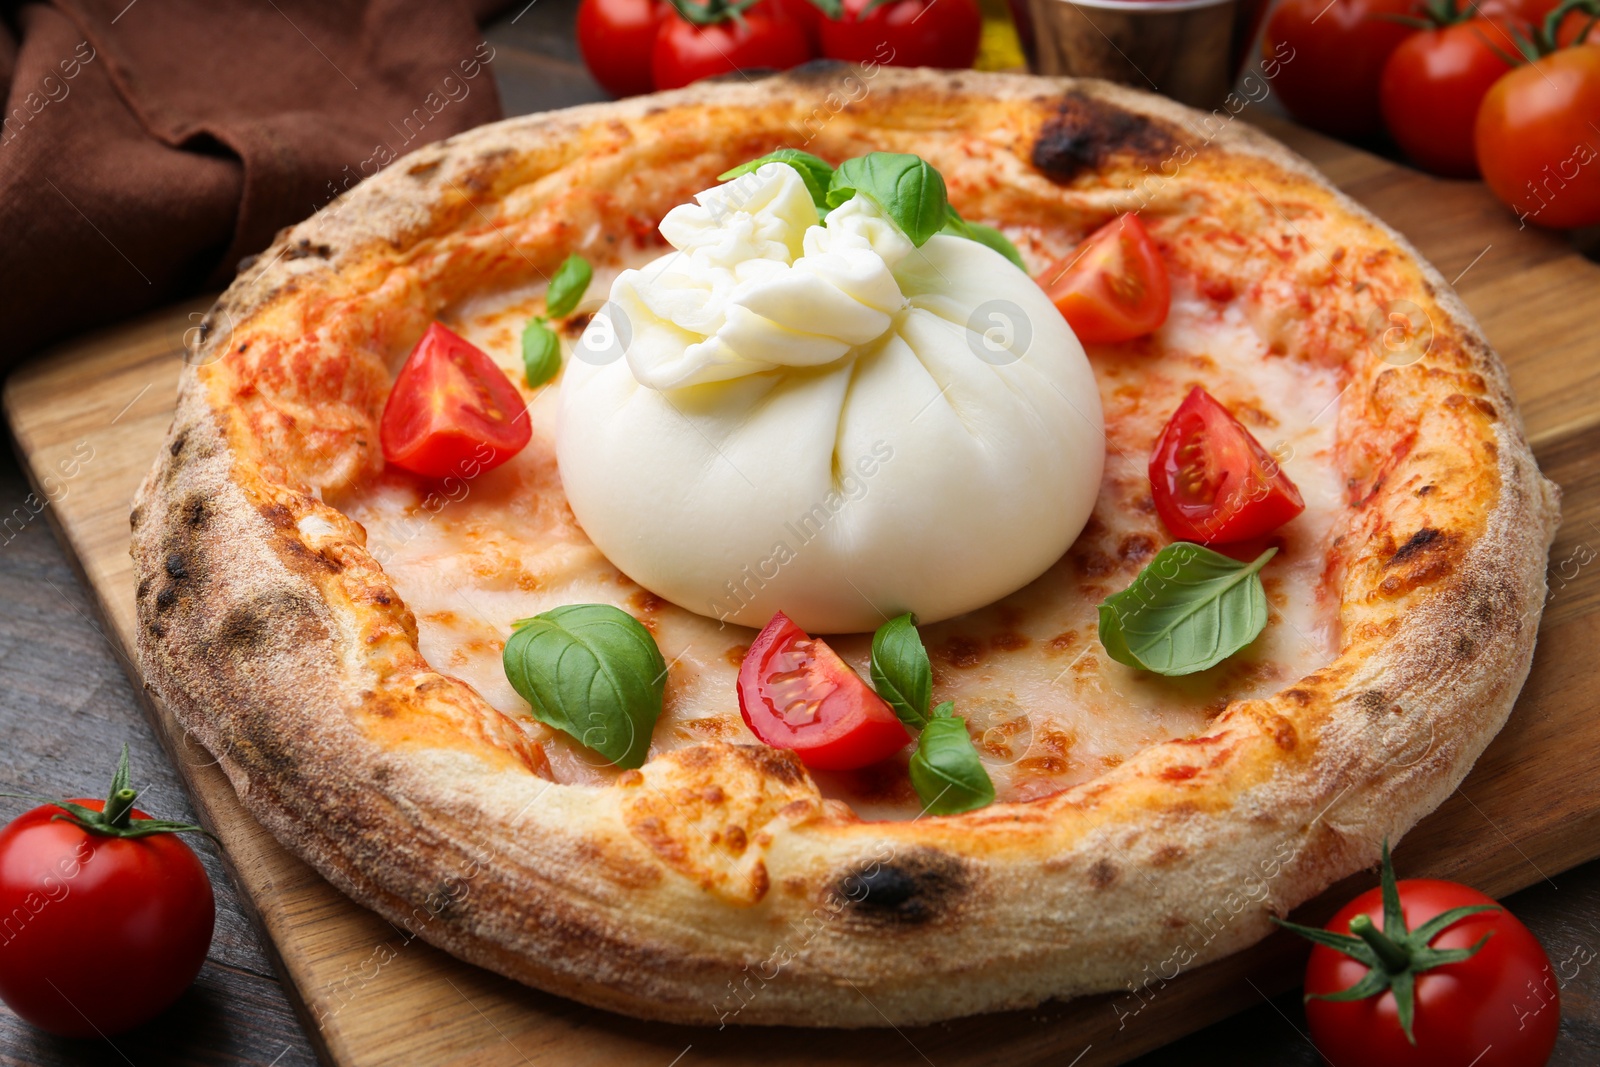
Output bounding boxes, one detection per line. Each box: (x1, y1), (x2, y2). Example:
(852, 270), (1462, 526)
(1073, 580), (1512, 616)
(0, 0), (507, 367)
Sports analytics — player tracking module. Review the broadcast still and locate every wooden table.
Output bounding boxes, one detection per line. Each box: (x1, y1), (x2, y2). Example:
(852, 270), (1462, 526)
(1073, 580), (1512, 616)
(5, 3), (1600, 1065)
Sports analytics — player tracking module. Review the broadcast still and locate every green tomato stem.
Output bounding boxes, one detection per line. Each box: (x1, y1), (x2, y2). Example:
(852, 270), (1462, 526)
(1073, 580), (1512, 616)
(103, 786), (138, 829)
(1348, 914), (1413, 973)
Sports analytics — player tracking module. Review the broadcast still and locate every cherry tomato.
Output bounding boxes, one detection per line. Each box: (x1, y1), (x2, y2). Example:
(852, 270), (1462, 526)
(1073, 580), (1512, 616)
(1264, 0), (1419, 138)
(1149, 387), (1305, 544)
(1475, 44), (1600, 229)
(379, 322), (531, 480)
(652, 2), (813, 91)
(577, 0), (667, 97)
(1287, 846), (1559, 1067)
(819, 0), (982, 69)
(0, 779), (214, 1037)
(737, 612), (911, 770)
(1039, 213), (1170, 345)
(774, 0), (828, 47)
(1380, 19), (1520, 177)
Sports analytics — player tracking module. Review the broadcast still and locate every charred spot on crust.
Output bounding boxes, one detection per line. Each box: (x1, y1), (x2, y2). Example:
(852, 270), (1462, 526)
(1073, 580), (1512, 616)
(184, 495), (209, 528)
(1387, 527), (1442, 567)
(1088, 858), (1119, 889)
(283, 238), (333, 261)
(1356, 689), (1392, 715)
(1032, 91), (1177, 183)
(213, 592), (328, 654)
(165, 552), (189, 580)
(746, 744), (805, 786)
(169, 432), (188, 456)
(156, 587), (177, 612)
(838, 850), (969, 927)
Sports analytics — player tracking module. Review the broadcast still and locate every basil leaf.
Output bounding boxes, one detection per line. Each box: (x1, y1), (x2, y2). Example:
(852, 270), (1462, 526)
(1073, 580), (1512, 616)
(942, 209), (1027, 271)
(1097, 543), (1277, 676)
(910, 714), (995, 815)
(544, 254), (592, 319)
(719, 149), (835, 211)
(869, 613), (933, 730)
(827, 152), (949, 247)
(502, 604), (666, 769)
(521, 319), (561, 387)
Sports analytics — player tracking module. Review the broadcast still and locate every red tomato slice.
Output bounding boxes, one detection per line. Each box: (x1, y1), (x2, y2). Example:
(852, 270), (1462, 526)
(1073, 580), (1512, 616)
(737, 612), (911, 771)
(1149, 387), (1305, 544)
(379, 322), (531, 480)
(1039, 213), (1171, 344)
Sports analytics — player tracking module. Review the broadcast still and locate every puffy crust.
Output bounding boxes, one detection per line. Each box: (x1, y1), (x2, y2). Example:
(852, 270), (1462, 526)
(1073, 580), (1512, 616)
(132, 67), (1560, 1026)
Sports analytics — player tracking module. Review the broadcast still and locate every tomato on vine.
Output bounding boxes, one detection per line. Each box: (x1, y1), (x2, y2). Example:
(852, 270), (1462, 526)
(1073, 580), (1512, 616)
(1379, 2), (1522, 177)
(1263, 0), (1420, 139)
(1475, 0), (1600, 228)
(652, 0), (813, 91)
(818, 0), (982, 70)
(1279, 841), (1559, 1067)
(577, 0), (668, 97)
(0, 748), (215, 1037)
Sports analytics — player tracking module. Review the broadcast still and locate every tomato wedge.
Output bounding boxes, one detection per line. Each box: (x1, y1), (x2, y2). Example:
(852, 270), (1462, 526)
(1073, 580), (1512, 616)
(1149, 387), (1305, 544)
(737, 612), (911, 771)
(379, 322), (531, 479)
(1039, 213), (1171, 344)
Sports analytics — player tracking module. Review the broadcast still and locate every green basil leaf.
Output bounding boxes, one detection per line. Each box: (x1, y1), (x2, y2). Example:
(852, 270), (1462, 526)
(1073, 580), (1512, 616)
(502, 604), (666, 769)
(544, 254), (592, 319)
(521, 319), (562, 387)
(910, 715), (995, 815)
(942, 209), (1027, 271)
(718, 149), (835, 211)
(827, 152), (949, 247)
(1097, 543), (1277, 676)
(870, 612), (932, 730)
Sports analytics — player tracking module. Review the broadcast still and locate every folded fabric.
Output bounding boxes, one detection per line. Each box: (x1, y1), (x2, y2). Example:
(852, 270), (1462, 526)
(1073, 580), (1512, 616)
(0, 0), (506, 367)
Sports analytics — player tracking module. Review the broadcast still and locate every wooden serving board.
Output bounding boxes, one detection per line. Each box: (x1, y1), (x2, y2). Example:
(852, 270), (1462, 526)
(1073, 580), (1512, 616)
(7, 118), (1600, 1066)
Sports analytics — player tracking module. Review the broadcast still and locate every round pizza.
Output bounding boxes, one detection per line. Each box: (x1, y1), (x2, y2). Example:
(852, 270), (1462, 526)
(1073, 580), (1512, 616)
(131, 66), (1561, 1027)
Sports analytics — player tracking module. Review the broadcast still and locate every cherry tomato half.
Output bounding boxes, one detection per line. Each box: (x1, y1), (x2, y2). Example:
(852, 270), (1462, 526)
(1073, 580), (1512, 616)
(1379, 18), (1520, 177)
(737, 612), (911, 770)
(819, 0), (982, 70)
(1304, 878), (1559, 1066)
(577, 0), (667, 97)
(0, 799), (215, 1037)
(379, 322), (531, 480)
(1039, 213), (1171, 344)
(1263, 0), (1418, 139)
(1475, 44), (1600, 230)
(652, 2), (813, 91)
(1149, 387), (1305, 544)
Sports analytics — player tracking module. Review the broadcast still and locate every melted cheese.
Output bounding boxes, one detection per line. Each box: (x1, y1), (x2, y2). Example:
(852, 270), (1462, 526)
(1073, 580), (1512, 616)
(330, 245), (1344, 819)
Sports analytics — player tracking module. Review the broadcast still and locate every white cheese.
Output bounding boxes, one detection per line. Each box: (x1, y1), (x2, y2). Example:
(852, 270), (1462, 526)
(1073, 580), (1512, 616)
(556, 163), (1106, 633)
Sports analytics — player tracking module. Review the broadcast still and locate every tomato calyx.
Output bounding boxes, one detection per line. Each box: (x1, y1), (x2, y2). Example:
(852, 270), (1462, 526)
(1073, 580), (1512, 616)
(662, 0), (762, 24)
(1, 746), (211, 842)
(1506, 0), (1600, 55)
(1275, 840), (1500, 1045)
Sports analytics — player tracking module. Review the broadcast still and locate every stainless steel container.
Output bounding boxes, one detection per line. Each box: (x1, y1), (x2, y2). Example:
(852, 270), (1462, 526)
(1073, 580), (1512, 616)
(1026, 0), (1249, 109)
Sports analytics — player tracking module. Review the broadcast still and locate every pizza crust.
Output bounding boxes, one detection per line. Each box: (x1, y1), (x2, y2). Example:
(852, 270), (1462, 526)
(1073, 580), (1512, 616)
(132, 66), (1561, 1026)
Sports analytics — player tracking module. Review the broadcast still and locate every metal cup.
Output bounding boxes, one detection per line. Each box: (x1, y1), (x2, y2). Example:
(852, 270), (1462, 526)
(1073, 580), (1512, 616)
(1025, 0), (1266, 109)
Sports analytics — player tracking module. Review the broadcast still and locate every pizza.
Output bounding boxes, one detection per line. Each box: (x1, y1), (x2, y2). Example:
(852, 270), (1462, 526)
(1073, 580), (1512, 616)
(131, 66), (1561, 1027)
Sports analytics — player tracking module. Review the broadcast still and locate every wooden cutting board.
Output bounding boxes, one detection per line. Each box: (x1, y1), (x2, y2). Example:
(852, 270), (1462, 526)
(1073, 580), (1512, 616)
(7, 117), (1600, 1067)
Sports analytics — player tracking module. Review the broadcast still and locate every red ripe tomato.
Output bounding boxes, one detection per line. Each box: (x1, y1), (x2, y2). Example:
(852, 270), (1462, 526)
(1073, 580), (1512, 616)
(577, 0), (667, 97)
(1264, 0), (1419, 138)
(1149, 387), (1305, 544)
(1039, 213), (1171, 344)
(819, 0), (982, 69)
(1475, 44), (1600, 229)
(1379, 18), (1520, 177)
(1555, 7), (1600, 44)
(0, 791), (214, 1037)
(652, 2), (813, 91)
(379, 322), (531, 480)
(737, 612), (911, 770)
(1293, 858), (1559, 1066)
(774, 0), (828, 47)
